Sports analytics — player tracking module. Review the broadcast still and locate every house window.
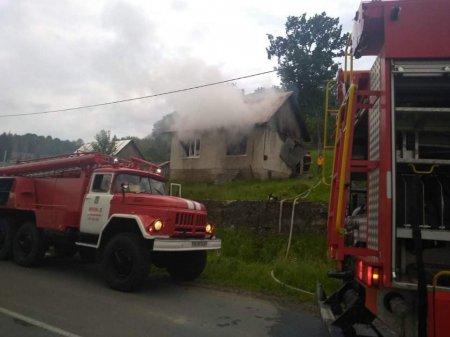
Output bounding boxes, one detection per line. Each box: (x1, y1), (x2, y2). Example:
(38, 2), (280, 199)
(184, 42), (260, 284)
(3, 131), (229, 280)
(226, 136), (247, 156)
(181, 138), (200, 157)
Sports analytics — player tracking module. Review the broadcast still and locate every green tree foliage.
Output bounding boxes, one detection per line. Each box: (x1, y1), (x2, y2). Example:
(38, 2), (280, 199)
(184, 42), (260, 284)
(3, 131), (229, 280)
(0, 132), (81, 164)
(91, 129), (118, 155)
(137, 113), (175, 163)
(267, 13), (348, 146)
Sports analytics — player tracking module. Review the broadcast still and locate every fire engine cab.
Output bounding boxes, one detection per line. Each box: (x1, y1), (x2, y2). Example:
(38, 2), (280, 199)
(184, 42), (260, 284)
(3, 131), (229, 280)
(0, 152), (221, 292)
(318, 0), (450, 336)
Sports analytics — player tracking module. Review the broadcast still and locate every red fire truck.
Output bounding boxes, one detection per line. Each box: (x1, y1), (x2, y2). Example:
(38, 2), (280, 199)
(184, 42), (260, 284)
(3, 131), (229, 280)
(318, 1), (450, 336)
(0, 152), (221, 292)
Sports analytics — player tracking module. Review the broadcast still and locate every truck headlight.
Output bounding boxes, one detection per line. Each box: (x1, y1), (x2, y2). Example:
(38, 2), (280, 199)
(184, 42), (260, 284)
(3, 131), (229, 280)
(153, 220), (163, 231)
(205, 224), (213, 234)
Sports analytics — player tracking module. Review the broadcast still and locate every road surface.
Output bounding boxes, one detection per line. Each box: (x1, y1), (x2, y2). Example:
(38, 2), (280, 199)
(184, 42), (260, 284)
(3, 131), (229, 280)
(0, 256), (327, 337)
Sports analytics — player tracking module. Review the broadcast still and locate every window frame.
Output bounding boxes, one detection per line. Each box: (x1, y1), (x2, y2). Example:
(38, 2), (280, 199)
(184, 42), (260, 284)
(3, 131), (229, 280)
(181, 138), (201, 158)
(91, 173), (113, 193)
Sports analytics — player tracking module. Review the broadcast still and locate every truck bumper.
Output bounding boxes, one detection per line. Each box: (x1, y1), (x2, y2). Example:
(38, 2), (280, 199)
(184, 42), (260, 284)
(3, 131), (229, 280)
(152, 238), (221, 252)
(317, 282), (398, 337)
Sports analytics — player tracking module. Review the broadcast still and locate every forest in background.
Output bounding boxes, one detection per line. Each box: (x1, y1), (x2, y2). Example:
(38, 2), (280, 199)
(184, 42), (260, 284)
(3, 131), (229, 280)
(0, 132), (83, 164)
(0, 131), (171, 166)
(0, 113), (173, 165)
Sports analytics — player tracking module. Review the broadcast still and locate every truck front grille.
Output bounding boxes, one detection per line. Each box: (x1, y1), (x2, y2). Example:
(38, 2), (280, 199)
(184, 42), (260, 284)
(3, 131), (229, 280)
(174, 212), (207, 237)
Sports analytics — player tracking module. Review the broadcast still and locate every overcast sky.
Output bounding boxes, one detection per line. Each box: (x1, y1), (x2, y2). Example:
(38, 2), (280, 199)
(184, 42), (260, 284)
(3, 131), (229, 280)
(0, 0), (367, 142)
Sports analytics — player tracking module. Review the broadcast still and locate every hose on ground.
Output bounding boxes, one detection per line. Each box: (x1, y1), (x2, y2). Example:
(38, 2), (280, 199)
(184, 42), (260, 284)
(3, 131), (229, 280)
(285, 179), (323, 259)
(270, 270), (314, 296)
(273, 179), (323, 296)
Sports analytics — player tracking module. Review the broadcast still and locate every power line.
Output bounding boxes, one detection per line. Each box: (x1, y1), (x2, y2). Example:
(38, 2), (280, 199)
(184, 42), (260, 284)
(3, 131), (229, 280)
(0, 69), (278, 118)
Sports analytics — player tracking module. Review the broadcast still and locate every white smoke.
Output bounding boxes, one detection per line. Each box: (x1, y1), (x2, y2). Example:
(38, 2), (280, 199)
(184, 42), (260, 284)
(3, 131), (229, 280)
(148, 57), (283, 137)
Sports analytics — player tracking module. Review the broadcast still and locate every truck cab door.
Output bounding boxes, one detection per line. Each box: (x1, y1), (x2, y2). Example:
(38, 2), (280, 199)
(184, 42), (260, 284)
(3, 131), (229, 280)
(80, 173), (113, 235)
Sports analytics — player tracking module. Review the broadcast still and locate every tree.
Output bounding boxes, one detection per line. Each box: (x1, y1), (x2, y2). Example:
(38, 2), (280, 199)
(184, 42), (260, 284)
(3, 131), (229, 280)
(138, 113), (175, 163)
(151, 113), (175, 136)
(267, 13), (349, 145)
(0, 132), (81, 164)
(92, 130), (118, 155)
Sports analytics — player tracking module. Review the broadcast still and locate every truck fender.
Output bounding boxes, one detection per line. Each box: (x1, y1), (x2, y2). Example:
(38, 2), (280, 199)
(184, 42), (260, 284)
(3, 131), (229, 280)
(96, 214), (161, 249)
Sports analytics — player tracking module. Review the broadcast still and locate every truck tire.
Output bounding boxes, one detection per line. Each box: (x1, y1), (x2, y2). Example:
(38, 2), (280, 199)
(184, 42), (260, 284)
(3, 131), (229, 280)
(0, 217), (14, 260)
(13, 221), (46, 267)
(102, 233), (150, 292)
(167, 251), (207, 282)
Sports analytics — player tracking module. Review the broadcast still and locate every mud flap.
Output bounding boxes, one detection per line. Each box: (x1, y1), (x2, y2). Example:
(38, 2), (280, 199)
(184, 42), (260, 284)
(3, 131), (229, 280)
(429, 287), (450, 337)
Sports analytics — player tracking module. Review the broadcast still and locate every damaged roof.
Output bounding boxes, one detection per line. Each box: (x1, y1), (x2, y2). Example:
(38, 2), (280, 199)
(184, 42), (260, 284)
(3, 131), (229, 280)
(244, 90), (310, 142)
(244, 91), (294, 125)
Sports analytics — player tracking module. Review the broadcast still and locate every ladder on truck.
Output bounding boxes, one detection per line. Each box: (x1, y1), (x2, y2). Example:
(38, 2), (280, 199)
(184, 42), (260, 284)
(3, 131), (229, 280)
(0, 152), (163, 179)
(0, 152), (112, 178)
(318, 49), (388, 336)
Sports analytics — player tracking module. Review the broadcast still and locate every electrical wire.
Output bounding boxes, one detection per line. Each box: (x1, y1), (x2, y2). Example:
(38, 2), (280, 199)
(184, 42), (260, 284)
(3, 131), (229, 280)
(0, 69), (278, 118)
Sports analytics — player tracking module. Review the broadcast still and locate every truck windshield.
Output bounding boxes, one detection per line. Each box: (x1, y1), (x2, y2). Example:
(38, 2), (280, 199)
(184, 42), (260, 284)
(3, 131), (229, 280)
(114, 173), (165, 195)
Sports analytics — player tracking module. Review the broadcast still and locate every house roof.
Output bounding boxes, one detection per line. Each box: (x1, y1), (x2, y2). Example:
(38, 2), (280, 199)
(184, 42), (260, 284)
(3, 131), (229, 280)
(169, 90), (298, 133)
(245, 91), (293, 125)
(76, 139), (143, 158)
(242, 90), (310, 142)
(76, 143), (94, 152)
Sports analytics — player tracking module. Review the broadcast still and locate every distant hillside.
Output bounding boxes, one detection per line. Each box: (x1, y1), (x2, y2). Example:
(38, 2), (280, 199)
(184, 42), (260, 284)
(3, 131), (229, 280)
(0, 132), (83, 164)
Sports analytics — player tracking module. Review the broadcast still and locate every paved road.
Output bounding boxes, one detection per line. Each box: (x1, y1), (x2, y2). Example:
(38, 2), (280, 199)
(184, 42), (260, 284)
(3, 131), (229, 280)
(0, 257), (327, 337)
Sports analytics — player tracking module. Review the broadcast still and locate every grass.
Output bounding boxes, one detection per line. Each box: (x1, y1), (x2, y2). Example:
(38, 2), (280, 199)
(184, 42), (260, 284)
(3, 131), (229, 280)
(180, 149), (334, 203)
(181, 175), (331, 203)
(199, 227), (340, 302)
(178, 149), (339, 302)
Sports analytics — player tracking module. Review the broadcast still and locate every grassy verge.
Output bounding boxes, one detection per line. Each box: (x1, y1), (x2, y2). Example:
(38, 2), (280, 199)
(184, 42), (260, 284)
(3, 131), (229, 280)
(180, 150), (334, 203)
(177, 150), (338, 301)
(200, 228), (340, 302)
(181, 177), (329, 202)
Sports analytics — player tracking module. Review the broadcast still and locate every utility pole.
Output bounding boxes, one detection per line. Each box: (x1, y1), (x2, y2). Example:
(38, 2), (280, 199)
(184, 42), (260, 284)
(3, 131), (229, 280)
(2, 150), (6, 167)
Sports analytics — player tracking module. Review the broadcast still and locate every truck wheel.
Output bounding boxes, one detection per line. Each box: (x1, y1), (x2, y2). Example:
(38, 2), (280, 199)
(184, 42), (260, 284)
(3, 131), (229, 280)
(102, 233), (150, 292)
(0, 218), (14, 260)
(167, 251), (207, 282)
(13, 221), (46, 267)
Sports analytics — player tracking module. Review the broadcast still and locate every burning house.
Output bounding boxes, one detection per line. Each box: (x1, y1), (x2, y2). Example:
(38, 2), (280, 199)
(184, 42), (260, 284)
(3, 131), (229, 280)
(169, 90), (310, 182)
